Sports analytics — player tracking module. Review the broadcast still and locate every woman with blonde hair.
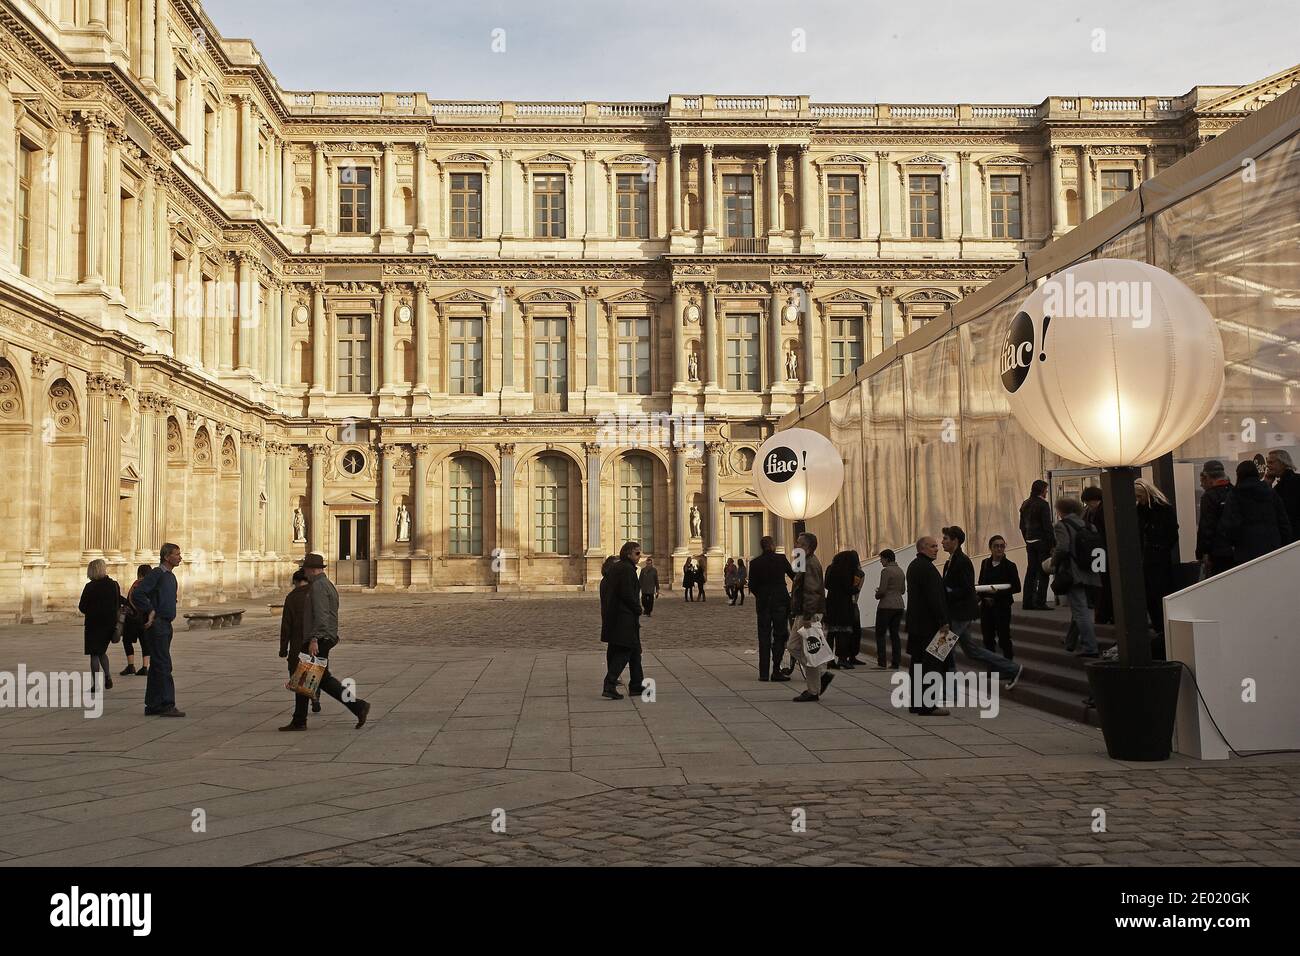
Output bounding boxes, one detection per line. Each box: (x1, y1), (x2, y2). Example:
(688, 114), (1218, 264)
(78, 559), (121, 694)
(1134, 478), (1178, 656)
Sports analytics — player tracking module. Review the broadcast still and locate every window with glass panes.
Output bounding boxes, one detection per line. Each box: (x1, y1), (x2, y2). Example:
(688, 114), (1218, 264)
(450, 173), (482, 239)
(335, 315), (372, 393)
(448, 457), (484, 555)
(533, 455), (569, 554)
(533, 316), (568, 407)
(616, 174), (649, 239)
(338, 166), (372, 234)
(616, 314), (651, 394)
(829, 314), (865, 380)
(1099, 169), (1134, 210)
(725, 313), (761, 391)
(448, 317), (483, 395)
(989, 175), (1022, 238)
(618, 456), (654, 554)
(533, 173), (566, 238)
(723, 175), (755, 237)
(827, 174), (860, 239)
(16, 143), (33, 276)
(909, 175), (941, 238)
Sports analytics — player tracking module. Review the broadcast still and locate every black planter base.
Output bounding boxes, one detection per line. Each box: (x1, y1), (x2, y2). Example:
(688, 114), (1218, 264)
(1084, 660), (1182, 761)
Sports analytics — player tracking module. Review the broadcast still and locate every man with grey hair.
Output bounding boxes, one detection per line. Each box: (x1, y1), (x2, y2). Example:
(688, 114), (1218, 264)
(1196, 460), (1234, 577)
(133, 543), (184, 717)
(1266, 449), (1300, 543)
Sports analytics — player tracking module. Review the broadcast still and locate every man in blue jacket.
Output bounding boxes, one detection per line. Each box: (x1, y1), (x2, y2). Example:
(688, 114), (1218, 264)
(133, 543), (185, 717)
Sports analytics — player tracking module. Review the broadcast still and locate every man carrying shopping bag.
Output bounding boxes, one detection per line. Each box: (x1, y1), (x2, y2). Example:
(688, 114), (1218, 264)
(790, 532), (833, 702)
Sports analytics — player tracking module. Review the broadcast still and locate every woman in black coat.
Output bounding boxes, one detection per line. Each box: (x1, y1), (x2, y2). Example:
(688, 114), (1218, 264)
(825, 550), (863, 668)
(692, 557), (708, 602)
(78, 558), (120, 692)
(681, 558), (696, 601)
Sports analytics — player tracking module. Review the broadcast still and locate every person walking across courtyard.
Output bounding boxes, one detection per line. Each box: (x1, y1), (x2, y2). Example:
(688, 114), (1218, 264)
(724, 558), (739, 604)
(943, 526), (1023, 687)
(905, 537), (949, 716)
(1048, 498), (1101, 658)
(790, 532), (832, 702)
(133, 543), (185, 717)
(279, 567), (320, 713)
(977, 535), (1020, 660)
(734, 559), (747, 606)
(748, 536), (794, 682)
(638, 556), (660, 617)
(119, 563), (153, 677)
(281, 552), (371, 730)
(874, 549), (905, 669)
(1019, 480), (1054, 610)
(78, 559), (119, 695)
(601, 542), (646, 700)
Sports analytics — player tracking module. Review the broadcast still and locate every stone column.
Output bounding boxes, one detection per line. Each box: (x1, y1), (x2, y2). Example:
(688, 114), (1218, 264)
(312, 142), (328, 232)
(381, 142), (397, 232)
(309, 283), (326, 394)
(307, 443), (325, 555)
(379, 284), (395, 391)
(769, 286), (785, 390)
(412, 443), (431, 556)
(583, 149), (597, 238)
(218, 255), (234, 369)
(800, 146), (816, 240)
(1050, 146), (1067, 235)
(669, 145), (682, 233)
(280, 284), (294, 385)
(1144, 147), (1157, 182)
(701, 145), (715, 235)
(671, 283), (685, 387)
(154, 159), (170, 332)
(239, 433), (261, 555)
(767, 144), (780, 235)
(105, 129), (122, 291)
(90, 0), (107, 29)
(673, 439), (689, 553)
(802, 284), (817, 390)
(413, 280), (431, 399)
(236, 254), (254, 371)
(83, 114), (107, 283)
(135, 394), (158, 558)
(876, 151), (891, 239)
(501, 287), (515, 389)
(238, 96), (255, 195)
(584, 442), (602, 555)
(500, 148), (513, 238)
(1080, 147), (1095, 221)
(772, 511), (786, 551)
(702, 282), (718, 388)
(705, 441), (722, 554)
(281, 142), (293, 224)
(415, 143), (429, 233)
(497, 442), (516, 564)
(879, 286), (897, 348)
(958, 151), (973, 240)
(378, 442), (395, 558)
(584, 285), (600, 393)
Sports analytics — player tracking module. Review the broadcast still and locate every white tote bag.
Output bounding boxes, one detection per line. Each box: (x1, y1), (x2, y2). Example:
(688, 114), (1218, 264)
(798, 620), (835, 668)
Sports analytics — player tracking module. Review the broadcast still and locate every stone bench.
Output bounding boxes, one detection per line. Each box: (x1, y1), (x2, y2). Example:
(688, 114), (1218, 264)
(184, 608), (246, 629)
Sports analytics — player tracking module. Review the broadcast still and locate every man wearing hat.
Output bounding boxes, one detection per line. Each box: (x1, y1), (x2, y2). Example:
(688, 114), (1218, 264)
(942, 526), (1023, 687)
(280, 552), (372, 731)
(1196, 460), (1234, 578)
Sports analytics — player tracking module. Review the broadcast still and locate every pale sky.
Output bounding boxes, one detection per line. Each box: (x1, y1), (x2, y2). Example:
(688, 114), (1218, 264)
(203, 0), (1300, 103)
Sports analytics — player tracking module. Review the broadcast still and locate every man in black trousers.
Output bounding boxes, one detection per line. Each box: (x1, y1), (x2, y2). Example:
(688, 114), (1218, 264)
(602, 541), (647, 699)
(1019, 479), (1054, 610)
(905, 536), (949, 716)
(747, 535), (794, 682)
(977, 535), (1021, 659)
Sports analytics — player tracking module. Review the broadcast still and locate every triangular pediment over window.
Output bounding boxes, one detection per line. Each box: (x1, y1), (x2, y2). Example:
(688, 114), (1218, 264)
(324, 491), (379, 506)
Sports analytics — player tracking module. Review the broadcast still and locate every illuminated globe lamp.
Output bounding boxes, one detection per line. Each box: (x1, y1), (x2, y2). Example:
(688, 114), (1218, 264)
(753, 428), (845, 525)
(1001, 258), (1225, 761)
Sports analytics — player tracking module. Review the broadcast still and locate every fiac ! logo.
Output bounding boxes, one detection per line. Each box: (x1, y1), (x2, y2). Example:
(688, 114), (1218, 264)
(1000, 310), (1052, 394)
(763, 446), (800, 483)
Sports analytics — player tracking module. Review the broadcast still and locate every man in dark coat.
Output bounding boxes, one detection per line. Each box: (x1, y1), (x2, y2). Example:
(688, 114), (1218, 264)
(1196, 460), (1234, 577)
(278, 568), (320, 713)
(133, 543), (184, 717)
(1266, 449), (1300, 544)
(944, 526), (1021, 685)
(638, 557), (660, 617)
(1019, 480), (1054, 610)
(747, 535), (794, 682)
(601, 541), (645, 699)
(1217, 459), (1293, 566)
(977, 535), (1021, 659)
(905, 536), (949, 716)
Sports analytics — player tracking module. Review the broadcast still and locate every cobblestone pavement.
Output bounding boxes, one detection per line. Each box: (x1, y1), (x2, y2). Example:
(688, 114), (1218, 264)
(266, 765), (1300, 867)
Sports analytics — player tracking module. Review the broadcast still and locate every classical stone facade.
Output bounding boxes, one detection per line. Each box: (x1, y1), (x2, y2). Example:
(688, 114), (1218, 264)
(2, 0), (1296, 619)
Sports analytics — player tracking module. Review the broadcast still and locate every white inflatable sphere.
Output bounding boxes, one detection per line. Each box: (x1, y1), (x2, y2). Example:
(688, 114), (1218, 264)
(753, 428), (845, 520)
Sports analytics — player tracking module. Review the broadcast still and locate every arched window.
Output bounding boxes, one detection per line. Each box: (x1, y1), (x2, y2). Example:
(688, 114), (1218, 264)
(449, 456), (484, 555)
(533, 455), (570, 554)
(618, 455), (654, 554)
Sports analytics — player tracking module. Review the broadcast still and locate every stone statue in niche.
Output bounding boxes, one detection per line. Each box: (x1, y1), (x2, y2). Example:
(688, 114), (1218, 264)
(687, 350), (699, 382)
(785, 349), (799, 381)
(689, 504), (703, 539)
(396, 503), (411, 542)
(292, 507), (306, 543)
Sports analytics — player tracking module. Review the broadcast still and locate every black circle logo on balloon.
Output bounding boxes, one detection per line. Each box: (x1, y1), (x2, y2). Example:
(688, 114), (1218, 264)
(763, 446), (800, 484)
(1000, 310), (1037, 394)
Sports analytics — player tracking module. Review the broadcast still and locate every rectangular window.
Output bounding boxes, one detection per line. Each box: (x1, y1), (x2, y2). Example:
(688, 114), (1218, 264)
(827, 174), (860, 239)
(338, 166), (372, 234)
(989, 174), (1023, 239)
(616, 173), (649, 239)
(534, 457), (569, 554)
(16, 143), (34, 276)
(335, 315), (372, 393)
(450, 172), (482, 239)
(723, 174), (755, 238)
(449, 458), (484, 556)
(829, 315), (865, 380)
(533, 316), (568, 409)
(1099, 169), (1134, 210)
(725, 313), (761, 392)
(616, 314), (652, 394)
(533, 173), (566, 238)
(909, 174), (941, 238)
(448, 317), (483, 395)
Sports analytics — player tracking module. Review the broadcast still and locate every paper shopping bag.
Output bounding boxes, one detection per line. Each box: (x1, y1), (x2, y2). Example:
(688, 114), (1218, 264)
(287, 653), (327, 697)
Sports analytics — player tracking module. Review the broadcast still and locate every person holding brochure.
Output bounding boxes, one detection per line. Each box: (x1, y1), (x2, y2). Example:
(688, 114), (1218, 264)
(977, 535), (1021, 659)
